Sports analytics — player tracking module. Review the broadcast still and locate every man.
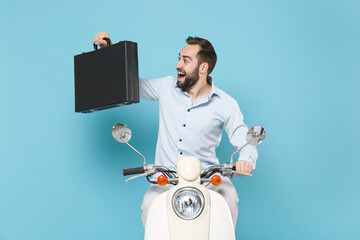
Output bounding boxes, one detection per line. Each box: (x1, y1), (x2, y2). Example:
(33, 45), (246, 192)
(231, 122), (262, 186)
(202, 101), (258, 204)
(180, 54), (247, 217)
(94, 32), (258, 228)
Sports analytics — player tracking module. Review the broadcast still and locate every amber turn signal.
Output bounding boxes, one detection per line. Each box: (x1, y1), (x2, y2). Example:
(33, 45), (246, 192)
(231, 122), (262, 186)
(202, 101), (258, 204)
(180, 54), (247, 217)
(211, 175), (222, 186)
(157, 175), (168, 186)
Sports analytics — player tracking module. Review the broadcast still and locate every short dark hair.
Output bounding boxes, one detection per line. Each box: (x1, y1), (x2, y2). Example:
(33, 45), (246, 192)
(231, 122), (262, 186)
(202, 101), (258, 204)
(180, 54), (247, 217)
(186, 36), (217, 75)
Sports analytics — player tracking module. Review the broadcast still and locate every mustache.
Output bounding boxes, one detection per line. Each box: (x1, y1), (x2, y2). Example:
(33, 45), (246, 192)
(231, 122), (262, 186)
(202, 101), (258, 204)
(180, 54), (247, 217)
(176, 68), (186, 74)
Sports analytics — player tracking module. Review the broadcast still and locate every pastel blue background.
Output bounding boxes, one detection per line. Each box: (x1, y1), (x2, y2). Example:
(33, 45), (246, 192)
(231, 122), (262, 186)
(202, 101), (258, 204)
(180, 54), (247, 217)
(1, 0), (359, 239)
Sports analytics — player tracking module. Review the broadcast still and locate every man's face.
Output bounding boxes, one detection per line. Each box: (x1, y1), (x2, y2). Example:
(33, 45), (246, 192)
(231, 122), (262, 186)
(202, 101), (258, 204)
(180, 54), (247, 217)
(175, 44), (201, 91)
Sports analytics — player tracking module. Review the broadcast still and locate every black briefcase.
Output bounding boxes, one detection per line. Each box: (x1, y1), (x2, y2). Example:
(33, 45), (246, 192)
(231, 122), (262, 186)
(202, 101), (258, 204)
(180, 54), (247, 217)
(74, 39), (139, 113)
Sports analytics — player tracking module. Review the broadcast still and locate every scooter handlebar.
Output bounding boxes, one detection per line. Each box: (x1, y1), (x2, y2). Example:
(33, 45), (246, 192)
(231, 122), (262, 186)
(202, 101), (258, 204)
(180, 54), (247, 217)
(123, 167), (145, 176)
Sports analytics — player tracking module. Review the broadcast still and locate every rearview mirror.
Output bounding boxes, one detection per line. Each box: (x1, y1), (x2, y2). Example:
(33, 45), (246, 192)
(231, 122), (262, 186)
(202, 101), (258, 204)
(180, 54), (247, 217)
(112, 123), (132, 143)
(246, 126), (266, 145)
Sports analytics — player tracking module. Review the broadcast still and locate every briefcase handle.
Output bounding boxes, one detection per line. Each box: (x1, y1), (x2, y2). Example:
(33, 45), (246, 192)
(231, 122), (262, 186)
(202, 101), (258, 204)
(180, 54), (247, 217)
(93, 37), (112, 50)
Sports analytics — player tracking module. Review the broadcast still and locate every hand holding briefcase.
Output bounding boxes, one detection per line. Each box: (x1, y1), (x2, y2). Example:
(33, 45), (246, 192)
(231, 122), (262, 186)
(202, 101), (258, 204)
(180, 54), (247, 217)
(74, 38), (139, 113)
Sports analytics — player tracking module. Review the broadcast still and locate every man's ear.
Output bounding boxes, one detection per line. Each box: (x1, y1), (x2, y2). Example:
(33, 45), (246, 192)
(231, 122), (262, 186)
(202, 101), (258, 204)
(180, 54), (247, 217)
(199, 62), (209, 74)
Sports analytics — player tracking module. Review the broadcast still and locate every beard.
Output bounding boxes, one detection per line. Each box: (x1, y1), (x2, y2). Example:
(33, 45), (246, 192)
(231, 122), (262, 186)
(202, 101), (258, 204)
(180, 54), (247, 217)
(176, 64), (200, 92)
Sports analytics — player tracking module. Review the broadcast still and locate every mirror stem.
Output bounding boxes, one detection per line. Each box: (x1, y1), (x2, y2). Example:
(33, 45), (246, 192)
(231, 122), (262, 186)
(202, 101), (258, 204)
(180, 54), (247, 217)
(230, 138), (256, 164)
(122, 140), (147, 166)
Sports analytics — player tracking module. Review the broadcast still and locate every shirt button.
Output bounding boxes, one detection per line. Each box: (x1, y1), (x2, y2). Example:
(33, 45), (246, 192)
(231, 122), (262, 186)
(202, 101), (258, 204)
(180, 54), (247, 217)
(179, 139), (182, 142)
(180, 152), (183, 155)
(183, 124), (186, 127)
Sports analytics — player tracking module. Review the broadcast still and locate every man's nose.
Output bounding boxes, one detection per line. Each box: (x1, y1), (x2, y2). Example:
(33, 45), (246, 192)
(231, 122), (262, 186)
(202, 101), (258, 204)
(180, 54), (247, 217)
(175, 61), (182, 70)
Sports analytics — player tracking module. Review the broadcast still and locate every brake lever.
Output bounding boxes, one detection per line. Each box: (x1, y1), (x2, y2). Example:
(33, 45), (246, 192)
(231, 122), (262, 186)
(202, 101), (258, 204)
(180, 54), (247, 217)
(232, 170), (252, 177)
(125, 172), (150, 182)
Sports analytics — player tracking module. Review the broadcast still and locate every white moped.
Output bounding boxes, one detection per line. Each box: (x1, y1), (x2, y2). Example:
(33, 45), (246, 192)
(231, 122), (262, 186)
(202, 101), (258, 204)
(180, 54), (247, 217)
(112, 123), (266, 240)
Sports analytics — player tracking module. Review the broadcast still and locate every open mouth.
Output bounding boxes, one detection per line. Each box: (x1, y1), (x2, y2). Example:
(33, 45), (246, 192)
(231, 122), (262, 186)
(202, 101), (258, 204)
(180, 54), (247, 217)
(178, 71), (186, 81)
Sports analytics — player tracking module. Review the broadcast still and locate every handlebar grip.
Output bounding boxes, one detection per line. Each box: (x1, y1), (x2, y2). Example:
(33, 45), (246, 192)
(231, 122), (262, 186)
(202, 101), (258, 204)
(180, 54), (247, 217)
(232, 165), (236, 170)
(123, 167), (145, 176)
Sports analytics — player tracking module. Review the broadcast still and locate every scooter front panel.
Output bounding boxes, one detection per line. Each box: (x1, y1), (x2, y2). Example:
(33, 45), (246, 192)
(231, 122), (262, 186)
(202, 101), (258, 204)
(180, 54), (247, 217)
(145, 192), (170, 240)
(209, 191), (235, 240)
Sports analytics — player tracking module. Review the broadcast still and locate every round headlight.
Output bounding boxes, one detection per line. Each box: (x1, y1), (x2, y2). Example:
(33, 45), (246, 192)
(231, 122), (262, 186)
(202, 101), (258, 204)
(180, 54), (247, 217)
(172, 187), (205, 220)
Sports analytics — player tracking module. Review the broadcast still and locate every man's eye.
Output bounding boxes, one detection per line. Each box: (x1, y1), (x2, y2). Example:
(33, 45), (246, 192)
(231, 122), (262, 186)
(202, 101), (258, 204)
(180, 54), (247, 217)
(184, 59), (188, 63)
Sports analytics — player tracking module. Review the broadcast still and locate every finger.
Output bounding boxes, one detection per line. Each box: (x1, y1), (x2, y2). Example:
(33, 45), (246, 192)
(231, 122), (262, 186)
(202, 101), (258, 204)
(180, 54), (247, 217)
(248, 164), (253, 174)
(239, 162), (246, 173)
(235, 164), (245, 177)
(240, 164), (246, 174)
(94, 32), (101, 43)
(246, 162), (253, 174)
(245, 163), (251, 174)
(94, 36), (103, 45)
(99, 32), (109, 39)
(99, 39), (108, 46)
(98, 31), (106, 37)
(235, 163), (241, 176)
(236, 162), (242, 173)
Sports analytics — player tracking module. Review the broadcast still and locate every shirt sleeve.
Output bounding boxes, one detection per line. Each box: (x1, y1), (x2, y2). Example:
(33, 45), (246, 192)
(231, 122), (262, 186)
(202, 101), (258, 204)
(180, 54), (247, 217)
(224, 101), (258, 169)
(139, 76), (173, 100)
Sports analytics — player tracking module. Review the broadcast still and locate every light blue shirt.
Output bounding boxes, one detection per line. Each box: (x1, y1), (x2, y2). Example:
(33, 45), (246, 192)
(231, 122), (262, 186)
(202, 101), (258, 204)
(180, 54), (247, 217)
(140, 76), (258, 171)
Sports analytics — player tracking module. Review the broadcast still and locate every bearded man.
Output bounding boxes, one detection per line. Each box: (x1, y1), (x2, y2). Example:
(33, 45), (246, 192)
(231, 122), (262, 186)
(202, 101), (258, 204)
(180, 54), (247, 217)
(94, 32), (258, 228)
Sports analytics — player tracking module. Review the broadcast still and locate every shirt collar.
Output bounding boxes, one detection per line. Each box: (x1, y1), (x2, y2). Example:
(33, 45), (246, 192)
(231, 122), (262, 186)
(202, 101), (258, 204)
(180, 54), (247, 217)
(207, 76), (222, 99)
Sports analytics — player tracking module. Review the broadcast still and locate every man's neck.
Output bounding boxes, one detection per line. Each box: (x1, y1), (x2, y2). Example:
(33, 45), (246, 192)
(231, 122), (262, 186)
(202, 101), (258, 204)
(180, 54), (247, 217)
(187, 76), (212, 105)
